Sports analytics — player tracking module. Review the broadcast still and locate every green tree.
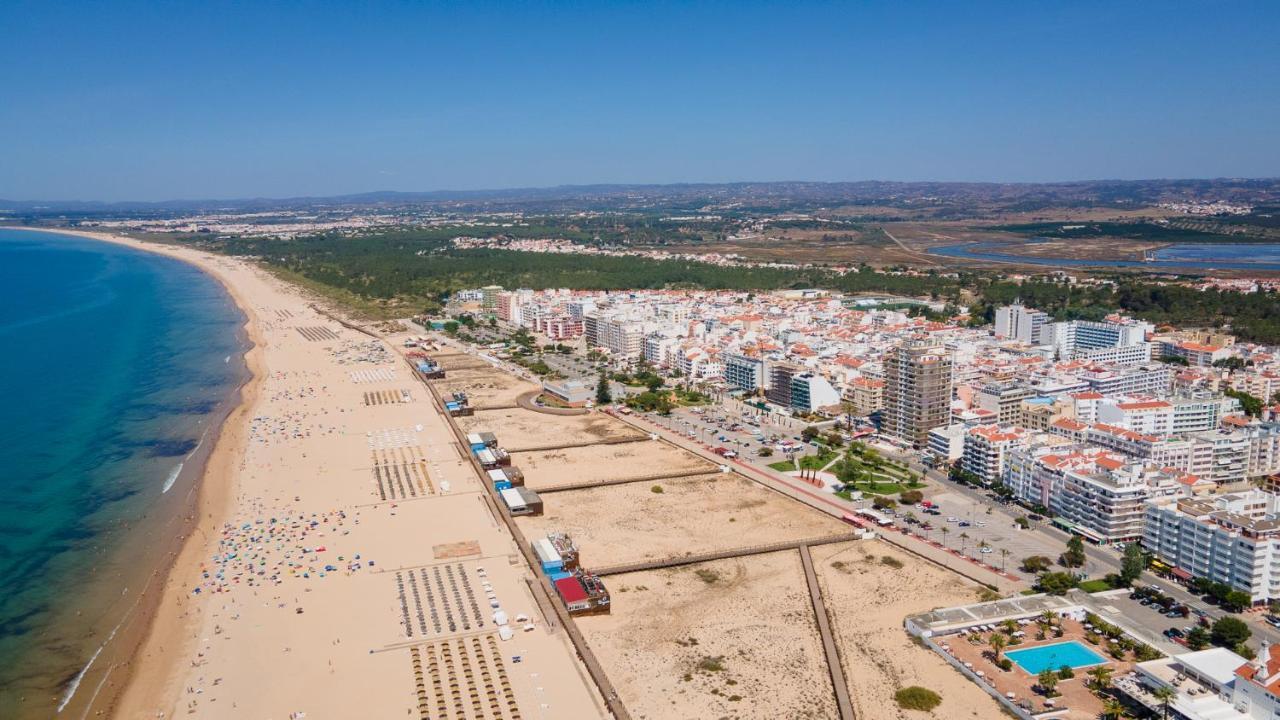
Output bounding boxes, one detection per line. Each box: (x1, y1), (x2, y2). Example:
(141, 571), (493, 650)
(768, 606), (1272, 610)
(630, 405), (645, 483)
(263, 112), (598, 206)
(1210, 616), (1251, 649)
(1087, 665), (1113, 692)
(595, 370), (612, 405)
(988, 632), (1006, 660)
(1186, 626), (1211, 650)
(1152, 685), (1176, 719)
(1036, 572), (1079, 596)
(1224, 590), (1254, 613)
(1101, 698), (1125, 720)
(1060, 535), (1086, 568)
(1119, 543), (1146, 586)
(1226, 388), (1264, 417)
(1021, 555), (1052, 573)
(1036, 668), (1060, 697)
(899, 489), (924, 505)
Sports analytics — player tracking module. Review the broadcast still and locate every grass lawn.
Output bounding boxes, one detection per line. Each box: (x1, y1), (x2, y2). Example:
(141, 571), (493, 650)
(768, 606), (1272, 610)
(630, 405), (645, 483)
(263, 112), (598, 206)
(769, 450), (837, 473)
(1078, 579), (1113, 593)
(844, 481), (905, 496)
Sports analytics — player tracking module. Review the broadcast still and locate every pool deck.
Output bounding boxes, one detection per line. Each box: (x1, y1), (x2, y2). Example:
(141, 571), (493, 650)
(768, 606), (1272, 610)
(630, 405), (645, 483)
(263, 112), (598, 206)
(936, 618), (1136, 720)
(1004, 640), (1108, 674)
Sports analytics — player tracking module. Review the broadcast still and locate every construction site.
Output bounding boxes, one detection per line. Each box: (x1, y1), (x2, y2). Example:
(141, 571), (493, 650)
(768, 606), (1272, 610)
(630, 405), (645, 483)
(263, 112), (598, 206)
(414, 340), (1005, 720)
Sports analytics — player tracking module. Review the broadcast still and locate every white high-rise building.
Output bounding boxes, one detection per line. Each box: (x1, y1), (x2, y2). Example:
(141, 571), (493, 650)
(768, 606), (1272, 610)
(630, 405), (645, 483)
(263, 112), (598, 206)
(1144, 490), (1280, 603)
(994, 304), (1051, 345)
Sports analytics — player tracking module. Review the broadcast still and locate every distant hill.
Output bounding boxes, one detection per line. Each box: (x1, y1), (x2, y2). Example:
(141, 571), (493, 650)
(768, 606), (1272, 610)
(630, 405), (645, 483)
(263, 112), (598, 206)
(3, 178), (1278, 215)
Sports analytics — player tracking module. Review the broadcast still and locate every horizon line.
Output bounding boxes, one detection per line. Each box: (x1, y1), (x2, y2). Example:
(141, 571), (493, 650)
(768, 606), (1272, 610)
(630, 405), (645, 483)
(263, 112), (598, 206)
(3, 175), (1279, 208)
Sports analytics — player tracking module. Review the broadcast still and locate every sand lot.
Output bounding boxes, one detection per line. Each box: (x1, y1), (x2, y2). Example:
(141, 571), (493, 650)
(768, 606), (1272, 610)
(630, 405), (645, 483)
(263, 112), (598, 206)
(516, 473), (848, 567)
(438, 368), (538, 406)
(811, 542), (1001, 720)
(513, 441), (715, 490)
(459, 408), (644, 450)
(579, 551), (836, 720)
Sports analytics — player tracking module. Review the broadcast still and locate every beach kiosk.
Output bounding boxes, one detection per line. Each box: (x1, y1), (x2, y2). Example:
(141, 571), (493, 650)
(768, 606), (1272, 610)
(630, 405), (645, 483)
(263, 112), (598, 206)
(499, 487), (543, 516)
(533, 538), (563, 574)
(489, 468), (513, 491)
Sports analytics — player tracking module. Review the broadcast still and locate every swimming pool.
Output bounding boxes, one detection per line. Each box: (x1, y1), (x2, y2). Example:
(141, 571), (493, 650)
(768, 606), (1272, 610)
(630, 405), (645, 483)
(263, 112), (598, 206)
(1004, 641), (1107, 674)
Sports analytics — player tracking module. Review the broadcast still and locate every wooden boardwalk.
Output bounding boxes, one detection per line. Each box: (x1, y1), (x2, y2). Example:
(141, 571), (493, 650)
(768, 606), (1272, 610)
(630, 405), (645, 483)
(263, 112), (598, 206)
(536, 467), (720, 494)
(591, 533), (859, 577)
(800, 544), (856, 720)
(505, 435), (650, 454)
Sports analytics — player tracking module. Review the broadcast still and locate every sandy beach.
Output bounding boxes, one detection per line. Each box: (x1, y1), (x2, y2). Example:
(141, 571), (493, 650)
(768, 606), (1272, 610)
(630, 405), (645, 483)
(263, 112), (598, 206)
(13, 229), (606, 719)
(15, 227), (1009, 720)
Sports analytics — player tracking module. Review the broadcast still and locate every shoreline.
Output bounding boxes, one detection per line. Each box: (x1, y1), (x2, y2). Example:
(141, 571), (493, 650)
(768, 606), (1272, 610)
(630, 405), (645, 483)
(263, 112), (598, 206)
(2, 226), (265, 719)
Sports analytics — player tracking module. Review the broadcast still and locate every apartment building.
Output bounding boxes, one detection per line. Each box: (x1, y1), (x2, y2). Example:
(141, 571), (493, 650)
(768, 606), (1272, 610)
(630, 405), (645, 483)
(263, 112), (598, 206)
(1074, 342), (1154, 366)
(927, 424), (967, 463)
(766, 362), (800, 408)
(1097, 399), (1174, 435)
(1056, 460), (1186, 544)
(994, 303), (1051, 344)
(1078, 363), (1173, 396)
(975, 382), (1035, 425)
(532, 315), (582, 340)
(480, 284), (503, 311)
(883, 339), (954, 448)
(1144, 491), (1280, 603)
(789, 373), (841, 413)
(590, 315), (644, 359)
(1048, 318), (1152, 358)
(844, 376), (885, 416)
(723, 352), (766, 394)
(961, 424), (1028, 483)
(1160, 340), (1231, 367)
(1018, 398), (1060, 430)
(1172, 392), (1240, 434)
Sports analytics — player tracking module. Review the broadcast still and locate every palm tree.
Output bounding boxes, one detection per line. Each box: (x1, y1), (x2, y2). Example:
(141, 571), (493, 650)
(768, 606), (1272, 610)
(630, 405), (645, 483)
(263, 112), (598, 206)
(1087, 665), (1113, 693)
(988, 632), (1007, 661)
(1102, 698), (1125, 719)
(959, 532), (970, 554)
(1151, 685), (1176, 719)
(1000, 547), (1010, 571)
(940, 526), (951, 547)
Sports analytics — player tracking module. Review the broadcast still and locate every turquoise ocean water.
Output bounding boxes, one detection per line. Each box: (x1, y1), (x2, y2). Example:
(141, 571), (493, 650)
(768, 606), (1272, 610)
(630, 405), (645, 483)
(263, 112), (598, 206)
(0, 229), (248, 718)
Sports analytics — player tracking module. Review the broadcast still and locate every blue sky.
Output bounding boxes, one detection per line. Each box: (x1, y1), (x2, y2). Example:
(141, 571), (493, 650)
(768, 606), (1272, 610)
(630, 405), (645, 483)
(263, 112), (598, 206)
(1, 1), (1277, 201)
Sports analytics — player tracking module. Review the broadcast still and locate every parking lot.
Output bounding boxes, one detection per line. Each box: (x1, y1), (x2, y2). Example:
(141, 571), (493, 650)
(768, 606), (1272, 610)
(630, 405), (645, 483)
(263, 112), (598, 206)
(918, 487), (1066, 580)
